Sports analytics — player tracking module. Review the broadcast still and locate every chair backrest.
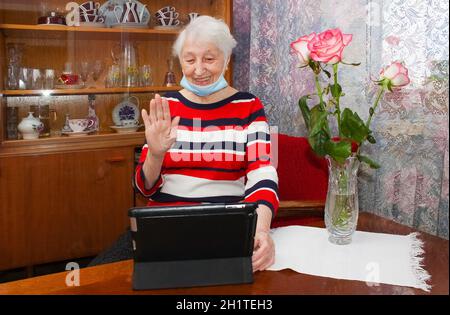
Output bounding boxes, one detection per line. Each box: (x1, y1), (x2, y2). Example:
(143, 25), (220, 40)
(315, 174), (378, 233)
(273, 134), (328, 202)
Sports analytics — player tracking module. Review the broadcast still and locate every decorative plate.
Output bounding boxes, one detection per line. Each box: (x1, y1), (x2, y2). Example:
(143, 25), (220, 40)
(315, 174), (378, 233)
(110, 124), (143, 133)
(112, 97), (140, 126)
(98, 0), (150, 27)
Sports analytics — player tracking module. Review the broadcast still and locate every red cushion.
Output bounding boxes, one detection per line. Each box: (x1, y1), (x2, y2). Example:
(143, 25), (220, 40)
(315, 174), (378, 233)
(274, 134), (328, 201)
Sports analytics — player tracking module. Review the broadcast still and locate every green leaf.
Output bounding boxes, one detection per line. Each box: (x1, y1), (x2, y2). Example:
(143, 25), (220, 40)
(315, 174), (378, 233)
(340, 108), (370, 143)
(309, 106), (328, 137)
(298, 95), (311, 131)
(330, 84), (342, 99)
(323, 69), (332, 79)
(367, 134), (377, 144)
(324, 140), (352, 163)
(308, 105), (331, 156)
(341, 61), (362, 66)
(308, 131), (330, 157)
(309, 60), (321, 74)
(357, 155), (381, 169)
(387, 80), (394, 92)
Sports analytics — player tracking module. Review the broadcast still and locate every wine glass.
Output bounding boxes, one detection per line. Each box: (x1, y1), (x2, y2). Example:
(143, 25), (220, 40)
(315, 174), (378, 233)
(91, 60), (104, 87)
(79, 61), (89, 88)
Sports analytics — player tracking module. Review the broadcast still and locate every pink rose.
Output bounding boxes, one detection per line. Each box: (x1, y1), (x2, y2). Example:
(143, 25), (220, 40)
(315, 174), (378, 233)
(307, 28), (353, 64)
(380, 62), (410, 87)
(291, 33), (316, 66)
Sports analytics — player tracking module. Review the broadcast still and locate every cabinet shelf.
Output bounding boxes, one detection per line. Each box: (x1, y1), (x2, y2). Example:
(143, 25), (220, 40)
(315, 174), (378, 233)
(0, 131), (146, 157)
(1, 86), (181, 96)
(0, 23), (180, 39)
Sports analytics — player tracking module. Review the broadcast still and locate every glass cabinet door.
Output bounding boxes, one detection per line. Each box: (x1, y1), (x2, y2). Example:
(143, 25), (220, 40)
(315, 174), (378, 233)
(0, 0), (231, 149)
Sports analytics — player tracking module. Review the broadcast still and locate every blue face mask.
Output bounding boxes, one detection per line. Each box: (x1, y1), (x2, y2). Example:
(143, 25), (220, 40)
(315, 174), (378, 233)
(180, 74), (228, 97)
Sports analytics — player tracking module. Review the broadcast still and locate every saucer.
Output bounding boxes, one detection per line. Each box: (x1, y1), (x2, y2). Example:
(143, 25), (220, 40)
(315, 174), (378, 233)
(62, 130), (92, 137)
(110, 125), (143, 133)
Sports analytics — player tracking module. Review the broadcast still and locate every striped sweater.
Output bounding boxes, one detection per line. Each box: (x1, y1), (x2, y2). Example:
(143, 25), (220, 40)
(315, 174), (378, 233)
(134, 91), (279, 216)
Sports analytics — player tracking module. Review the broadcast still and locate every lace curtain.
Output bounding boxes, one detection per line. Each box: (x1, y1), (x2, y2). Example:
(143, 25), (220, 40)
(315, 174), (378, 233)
(233, 0), (449, 238)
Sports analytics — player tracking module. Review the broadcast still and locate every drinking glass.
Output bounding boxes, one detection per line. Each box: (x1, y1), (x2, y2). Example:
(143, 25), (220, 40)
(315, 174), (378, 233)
(19, 67), (33, 89)
(139, 65), (152, 87)
(91, 60), (104, 86)
(7, 66), (20, 90)
(106, 64), (120, 88)
(79, 61), (90, 88)
(32, 69), (43, 89)
(44, 69), (55, 89)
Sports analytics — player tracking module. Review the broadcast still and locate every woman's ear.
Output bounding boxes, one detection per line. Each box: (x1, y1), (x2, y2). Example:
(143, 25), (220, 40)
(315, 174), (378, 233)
(225, 57), (231, 71)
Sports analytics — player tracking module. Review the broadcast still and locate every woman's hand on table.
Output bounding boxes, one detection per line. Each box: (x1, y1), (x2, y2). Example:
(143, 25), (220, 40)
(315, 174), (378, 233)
(252, 230), (275, 272)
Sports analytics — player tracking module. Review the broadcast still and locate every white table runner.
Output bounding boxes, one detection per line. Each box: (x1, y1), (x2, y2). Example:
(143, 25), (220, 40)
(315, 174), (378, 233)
(268, 225), (431, 292)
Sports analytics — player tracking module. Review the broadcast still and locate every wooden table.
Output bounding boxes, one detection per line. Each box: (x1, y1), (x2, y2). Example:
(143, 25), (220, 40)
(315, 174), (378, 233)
(0, 213), (447, 295)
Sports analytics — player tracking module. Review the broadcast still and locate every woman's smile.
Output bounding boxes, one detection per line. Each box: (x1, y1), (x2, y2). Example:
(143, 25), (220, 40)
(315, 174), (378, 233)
(193, 77), (212, 85)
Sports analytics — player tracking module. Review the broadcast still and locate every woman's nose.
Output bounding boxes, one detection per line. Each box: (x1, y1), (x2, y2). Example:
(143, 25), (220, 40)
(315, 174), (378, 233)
(194, 63), (206, 75)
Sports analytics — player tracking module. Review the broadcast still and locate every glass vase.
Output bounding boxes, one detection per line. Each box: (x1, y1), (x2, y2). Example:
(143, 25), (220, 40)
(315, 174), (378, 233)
(324, 155), (360, 245)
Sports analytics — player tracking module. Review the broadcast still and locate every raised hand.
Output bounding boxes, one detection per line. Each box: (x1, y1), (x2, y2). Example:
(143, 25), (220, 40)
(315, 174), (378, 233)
(141, 94), (180, 158)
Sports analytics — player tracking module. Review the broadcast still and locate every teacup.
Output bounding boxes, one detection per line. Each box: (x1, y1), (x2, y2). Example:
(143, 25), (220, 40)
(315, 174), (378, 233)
(69, 118), (94, 132)
(156, 11), (179, 19)
(156, 6), (176, 16)
(121, 119), (139, 127)
(79, 8), (99, 15)
(188, 12), (199, 22)
(80, 1), (100, 13)
(80, 14), (104, 23)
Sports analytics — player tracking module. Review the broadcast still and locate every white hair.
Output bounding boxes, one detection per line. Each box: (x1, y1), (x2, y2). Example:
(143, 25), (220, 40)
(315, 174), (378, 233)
(173, 16), (237, 61)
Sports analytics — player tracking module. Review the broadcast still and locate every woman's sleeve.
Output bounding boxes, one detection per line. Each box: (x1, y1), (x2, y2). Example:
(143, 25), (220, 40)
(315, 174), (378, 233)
(244, 98), (279, 217)
(133, 144), (165, 198)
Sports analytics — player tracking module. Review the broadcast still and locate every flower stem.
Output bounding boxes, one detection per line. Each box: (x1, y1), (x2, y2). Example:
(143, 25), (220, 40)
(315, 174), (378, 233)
(366, 84), (386, 128)
(315, 74), (324, 110)
(333, 64), (342, 137)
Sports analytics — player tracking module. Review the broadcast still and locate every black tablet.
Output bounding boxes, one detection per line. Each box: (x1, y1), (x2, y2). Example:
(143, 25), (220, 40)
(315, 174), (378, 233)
(128, 202), (258, 290)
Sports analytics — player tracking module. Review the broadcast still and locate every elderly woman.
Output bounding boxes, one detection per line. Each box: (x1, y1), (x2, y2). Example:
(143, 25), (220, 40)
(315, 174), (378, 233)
(92, 16), (278, 272)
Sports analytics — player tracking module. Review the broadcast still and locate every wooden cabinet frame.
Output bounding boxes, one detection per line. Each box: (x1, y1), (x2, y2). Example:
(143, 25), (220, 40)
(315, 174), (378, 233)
(0, 0), (233, 271)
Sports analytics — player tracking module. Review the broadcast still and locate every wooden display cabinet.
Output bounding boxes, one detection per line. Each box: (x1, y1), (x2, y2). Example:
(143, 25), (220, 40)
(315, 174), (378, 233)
(0, 0), (232, 272)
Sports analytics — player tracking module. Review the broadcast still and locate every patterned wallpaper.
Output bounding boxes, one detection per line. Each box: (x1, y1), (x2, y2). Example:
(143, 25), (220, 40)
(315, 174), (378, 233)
(233, 0), (449, 239)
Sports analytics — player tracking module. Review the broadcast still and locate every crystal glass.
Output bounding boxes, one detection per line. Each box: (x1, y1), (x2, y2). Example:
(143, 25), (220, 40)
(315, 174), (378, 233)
(79, 61), (90, 87)
(44, 69), (55, 89)
(324, 156), (360, 245)
(139, 65), (152, 87)
(7, 65), (20, 89)
(105, 64), (120, 88)
(19, 67), (33, 90)
(91, 60), (104, 86)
